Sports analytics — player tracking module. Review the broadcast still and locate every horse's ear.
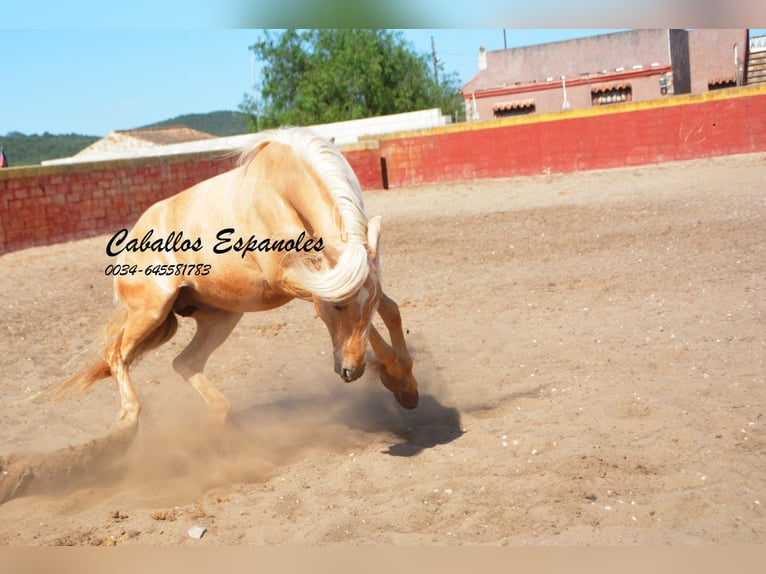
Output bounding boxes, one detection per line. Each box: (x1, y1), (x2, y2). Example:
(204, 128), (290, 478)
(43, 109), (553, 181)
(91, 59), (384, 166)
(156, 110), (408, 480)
(367, 215), (382, 260)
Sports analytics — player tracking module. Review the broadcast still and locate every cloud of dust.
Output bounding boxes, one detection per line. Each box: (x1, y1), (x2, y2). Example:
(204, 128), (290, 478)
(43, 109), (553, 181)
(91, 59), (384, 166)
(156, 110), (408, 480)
(1, 336), (462, 507)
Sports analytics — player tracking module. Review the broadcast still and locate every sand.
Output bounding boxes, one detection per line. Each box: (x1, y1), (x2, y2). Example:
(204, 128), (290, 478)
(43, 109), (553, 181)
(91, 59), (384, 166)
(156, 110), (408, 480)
(0, 153), (764, 545)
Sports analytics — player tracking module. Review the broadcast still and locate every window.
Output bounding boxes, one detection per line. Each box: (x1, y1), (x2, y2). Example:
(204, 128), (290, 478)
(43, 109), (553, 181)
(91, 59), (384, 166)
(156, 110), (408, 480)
(591, 83), (632, 106)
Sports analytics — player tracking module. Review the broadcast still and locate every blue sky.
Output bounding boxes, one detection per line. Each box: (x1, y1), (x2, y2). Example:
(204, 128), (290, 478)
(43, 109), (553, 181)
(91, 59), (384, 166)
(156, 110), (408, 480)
(0, 29), (626, 136)
(1, 1), (763, 136)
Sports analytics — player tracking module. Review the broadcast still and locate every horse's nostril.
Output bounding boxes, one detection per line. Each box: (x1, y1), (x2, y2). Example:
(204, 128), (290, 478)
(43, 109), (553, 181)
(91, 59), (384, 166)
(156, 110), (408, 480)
(341, 368), (353, 381)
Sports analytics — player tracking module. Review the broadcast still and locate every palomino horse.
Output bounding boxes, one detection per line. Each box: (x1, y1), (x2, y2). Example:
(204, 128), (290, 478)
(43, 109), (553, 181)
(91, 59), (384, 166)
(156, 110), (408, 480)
(57, 127), (418, 435)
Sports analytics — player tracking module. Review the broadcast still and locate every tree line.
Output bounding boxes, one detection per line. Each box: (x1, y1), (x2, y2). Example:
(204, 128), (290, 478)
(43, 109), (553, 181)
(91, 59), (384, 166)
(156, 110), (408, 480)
(0, 132), (99, 167)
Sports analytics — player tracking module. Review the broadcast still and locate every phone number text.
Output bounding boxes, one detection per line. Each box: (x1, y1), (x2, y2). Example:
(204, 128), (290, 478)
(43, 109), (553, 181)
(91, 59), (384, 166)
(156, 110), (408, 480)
(104, 263), (211, 277)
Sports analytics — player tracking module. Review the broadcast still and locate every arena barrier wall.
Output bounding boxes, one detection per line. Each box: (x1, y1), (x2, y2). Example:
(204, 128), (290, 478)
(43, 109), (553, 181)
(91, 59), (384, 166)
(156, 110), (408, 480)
(347, 85), (766, 189)
(1, 86), (764, 254)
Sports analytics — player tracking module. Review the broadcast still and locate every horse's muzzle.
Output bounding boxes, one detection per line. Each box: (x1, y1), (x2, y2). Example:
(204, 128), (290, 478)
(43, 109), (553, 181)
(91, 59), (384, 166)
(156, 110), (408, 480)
(337, 362), (365, 382)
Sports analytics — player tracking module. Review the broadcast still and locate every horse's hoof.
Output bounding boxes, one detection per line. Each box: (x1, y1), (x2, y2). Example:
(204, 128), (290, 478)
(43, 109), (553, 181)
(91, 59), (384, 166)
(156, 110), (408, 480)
(395, 388), (419, 409)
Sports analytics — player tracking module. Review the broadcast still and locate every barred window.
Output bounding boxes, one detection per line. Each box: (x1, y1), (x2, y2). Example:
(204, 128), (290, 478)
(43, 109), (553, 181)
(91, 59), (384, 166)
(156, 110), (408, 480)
(591, 84), (632, 106)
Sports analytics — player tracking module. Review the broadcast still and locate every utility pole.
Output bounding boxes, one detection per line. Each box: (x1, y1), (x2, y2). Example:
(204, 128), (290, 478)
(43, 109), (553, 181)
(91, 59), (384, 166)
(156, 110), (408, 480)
(250, 39), (265, 132)
(431, 36), (439, 85)
(251, 49), (260, 132)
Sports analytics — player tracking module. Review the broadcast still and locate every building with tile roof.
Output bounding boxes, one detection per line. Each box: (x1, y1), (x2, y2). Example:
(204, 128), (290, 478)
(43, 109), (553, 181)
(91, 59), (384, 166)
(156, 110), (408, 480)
(462, 29), (755, 121)
(73, 126), (217, 159)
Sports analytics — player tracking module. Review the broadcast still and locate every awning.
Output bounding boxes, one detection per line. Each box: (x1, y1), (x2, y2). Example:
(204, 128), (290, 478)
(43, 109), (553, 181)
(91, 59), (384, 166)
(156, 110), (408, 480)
(708, 77), (736, 87)
(492, 99), (536, 111)
(591, 82), (631, 93)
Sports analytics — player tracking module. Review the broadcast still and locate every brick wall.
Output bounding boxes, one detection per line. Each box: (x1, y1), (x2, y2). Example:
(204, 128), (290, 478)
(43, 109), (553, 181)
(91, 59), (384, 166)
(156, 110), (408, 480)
(2, 86), (764, 255)
(0, 152), (237, 254)
(341, 142), (384, 189)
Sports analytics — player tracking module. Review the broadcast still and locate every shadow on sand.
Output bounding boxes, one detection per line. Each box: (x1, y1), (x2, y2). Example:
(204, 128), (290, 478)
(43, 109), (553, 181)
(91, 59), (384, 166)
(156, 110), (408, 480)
(230, 385), (464, 458)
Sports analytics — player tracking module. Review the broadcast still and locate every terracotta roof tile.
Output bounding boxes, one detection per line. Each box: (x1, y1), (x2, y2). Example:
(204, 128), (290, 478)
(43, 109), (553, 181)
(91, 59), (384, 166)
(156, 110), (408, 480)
(492, 99), (536, 111)
(114, 126), (216, 145)
(591, 82), (631, 94)
(707, 77), (736, 87)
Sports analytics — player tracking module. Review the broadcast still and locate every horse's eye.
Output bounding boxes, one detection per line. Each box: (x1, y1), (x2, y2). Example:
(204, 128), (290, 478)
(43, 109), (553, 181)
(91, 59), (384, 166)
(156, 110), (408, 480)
(334, 304), (347, 311)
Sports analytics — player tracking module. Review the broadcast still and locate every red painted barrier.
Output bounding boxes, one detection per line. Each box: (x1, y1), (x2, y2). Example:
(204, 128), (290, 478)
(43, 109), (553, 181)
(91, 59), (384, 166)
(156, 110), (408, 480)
(348, 88), (766, 189)
(0, 153), (237, 254)
(2, 88), (765, 255)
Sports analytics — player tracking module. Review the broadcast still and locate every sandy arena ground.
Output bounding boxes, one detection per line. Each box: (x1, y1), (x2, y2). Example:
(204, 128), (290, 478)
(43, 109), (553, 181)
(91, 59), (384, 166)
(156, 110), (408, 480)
(0, 153), (764, 545)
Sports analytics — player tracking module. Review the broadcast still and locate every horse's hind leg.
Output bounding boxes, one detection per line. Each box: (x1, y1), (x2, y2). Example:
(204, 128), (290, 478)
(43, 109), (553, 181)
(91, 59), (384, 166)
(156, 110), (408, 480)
(172, 309), (243, 427)
(369, 291), (419, 409)
(105, 302), (177, 433)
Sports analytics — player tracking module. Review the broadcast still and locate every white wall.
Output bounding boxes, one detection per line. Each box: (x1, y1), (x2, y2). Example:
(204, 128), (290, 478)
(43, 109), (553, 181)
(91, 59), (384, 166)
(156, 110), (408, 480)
(43, 108), (451, 165)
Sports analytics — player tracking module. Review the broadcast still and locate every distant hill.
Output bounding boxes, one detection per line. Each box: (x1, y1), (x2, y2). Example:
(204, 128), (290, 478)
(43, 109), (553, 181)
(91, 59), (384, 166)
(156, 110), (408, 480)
(140, 111), (251, 137)
(1, 111), (253, 167)
(0, 132), (100, 167)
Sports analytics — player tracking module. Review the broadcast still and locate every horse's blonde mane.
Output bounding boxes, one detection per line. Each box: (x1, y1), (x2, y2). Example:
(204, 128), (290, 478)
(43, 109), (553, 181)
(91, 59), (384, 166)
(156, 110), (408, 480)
(239, 128), (371, 302)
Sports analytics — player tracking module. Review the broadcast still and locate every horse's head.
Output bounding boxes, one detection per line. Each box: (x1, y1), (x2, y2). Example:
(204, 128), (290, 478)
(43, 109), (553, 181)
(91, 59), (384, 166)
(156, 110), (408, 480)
(313, 216), (382, 382)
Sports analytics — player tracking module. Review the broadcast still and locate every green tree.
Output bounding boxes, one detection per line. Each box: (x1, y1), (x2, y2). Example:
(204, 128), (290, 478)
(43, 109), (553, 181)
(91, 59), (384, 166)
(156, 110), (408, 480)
(240, 29), (463, 130)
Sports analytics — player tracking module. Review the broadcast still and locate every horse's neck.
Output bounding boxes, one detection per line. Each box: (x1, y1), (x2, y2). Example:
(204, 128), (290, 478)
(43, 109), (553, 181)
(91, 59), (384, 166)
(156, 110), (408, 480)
(251, 144), (350, 259)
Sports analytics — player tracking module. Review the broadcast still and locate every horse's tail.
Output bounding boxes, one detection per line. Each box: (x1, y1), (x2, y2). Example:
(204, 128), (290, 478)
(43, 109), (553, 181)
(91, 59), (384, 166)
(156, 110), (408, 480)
(53, 356), (112, 398)
(40, 308), (126, 400)
(34, 307), (178, 401)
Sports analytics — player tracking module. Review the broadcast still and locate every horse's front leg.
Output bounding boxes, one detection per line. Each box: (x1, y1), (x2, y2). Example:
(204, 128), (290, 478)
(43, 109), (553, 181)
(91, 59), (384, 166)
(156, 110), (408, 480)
(369, 292), (418, 409)
(172, 309), (244, 429)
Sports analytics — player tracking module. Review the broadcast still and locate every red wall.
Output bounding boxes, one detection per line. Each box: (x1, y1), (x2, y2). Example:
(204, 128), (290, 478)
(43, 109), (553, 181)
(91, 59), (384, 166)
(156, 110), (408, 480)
(349, 88), (766, 190)
(0, 153), (237, 254)
(2, 88), (764, 255)
(342, 145), (383, 190)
